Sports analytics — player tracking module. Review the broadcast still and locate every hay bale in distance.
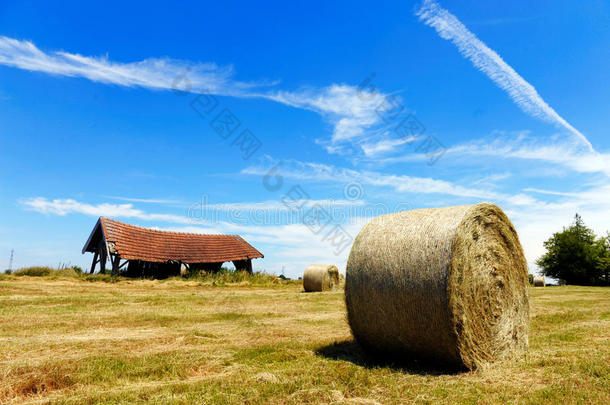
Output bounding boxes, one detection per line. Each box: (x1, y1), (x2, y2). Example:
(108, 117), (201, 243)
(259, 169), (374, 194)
(345, 203), (529, 370)
(533, 276), (545, 287)
(303, 264), (340, 292)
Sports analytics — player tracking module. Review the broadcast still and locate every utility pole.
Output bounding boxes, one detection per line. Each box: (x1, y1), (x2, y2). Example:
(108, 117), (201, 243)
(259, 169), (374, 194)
(8, 249), (14, 272)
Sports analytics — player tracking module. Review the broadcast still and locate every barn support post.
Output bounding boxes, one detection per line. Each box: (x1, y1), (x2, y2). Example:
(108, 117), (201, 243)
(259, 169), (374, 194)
(232, 259), (252, 274)
(111, 254), (120, 276)
(99, 247), (107, 274)
(90, 251), (98, 274)
(245, 259), (252, 274)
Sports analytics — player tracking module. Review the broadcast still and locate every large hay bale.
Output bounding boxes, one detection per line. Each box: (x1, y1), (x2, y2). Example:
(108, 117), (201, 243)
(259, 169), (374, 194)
(533, 276), (545, 287)
(303, 264), (340, 292)
(345, 203), (529, 370)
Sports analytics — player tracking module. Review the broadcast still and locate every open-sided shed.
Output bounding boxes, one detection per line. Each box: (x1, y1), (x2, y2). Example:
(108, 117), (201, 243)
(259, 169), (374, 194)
(82, 217), (263, 277)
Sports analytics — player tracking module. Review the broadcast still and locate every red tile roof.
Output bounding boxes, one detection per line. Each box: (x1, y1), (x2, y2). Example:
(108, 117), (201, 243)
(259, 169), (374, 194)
(83, 217), (263, 263)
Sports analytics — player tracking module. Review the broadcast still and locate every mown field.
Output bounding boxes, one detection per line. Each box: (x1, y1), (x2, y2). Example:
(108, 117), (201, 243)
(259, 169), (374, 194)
(0, 275), (608, 404)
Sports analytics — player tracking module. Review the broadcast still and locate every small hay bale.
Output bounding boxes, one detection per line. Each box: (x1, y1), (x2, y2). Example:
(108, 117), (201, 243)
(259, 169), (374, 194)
(533, 276), (545, 287)
(345, 203), (529, 370)
(303, 264), (340, 292)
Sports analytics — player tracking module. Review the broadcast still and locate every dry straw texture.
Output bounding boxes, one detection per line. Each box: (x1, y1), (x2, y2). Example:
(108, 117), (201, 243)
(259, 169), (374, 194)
(345, 203), (529, 370)
(303, 264), (340, 292)
(533, 276), (546, 287)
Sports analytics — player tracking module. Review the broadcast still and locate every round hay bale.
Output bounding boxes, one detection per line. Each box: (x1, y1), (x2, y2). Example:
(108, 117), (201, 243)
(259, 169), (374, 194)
(303, 264), (340, 292)
(345, 203), (529, 370)
(533, 276), (545, 287)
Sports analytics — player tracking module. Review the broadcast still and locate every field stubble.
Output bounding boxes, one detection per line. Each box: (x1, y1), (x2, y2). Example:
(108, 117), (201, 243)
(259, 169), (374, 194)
(0, 276), (608, 404)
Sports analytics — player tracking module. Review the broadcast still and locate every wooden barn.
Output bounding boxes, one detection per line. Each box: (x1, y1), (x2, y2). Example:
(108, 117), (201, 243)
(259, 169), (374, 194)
(82, 217), (263, 277)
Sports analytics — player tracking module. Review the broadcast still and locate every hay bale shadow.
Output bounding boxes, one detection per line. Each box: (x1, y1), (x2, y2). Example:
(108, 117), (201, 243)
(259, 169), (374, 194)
(315, 340), (465, 376)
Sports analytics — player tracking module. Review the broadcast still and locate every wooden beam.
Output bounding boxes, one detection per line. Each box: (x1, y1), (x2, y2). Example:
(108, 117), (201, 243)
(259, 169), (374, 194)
(232, 259), (252, 274)
(245, 259), (252, 274)
(99, 247), (107, 274)
(90, 251), (98, 274)
(111, 254), (120, 276)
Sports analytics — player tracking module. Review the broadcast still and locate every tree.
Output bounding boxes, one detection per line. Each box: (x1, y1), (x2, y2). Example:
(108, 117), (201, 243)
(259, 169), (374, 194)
(536, 214), (608, 286)
(595, 232), (610, 286)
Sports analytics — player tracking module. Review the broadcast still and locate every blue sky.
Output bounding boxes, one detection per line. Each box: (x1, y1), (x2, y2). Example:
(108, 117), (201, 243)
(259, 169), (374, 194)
(1, 0), (609, 278)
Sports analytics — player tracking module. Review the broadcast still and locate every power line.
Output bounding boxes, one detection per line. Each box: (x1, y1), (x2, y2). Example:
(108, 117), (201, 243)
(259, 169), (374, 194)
(8, 249), (14, 271)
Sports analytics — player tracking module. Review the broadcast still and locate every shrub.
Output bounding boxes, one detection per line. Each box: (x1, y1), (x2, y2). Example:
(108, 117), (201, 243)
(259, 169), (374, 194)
(184, 268), (288, 286)
(14, 266), (53, 277)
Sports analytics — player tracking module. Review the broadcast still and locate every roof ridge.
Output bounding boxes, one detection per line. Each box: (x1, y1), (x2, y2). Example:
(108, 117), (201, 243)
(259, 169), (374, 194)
(100, 217), (241, 237)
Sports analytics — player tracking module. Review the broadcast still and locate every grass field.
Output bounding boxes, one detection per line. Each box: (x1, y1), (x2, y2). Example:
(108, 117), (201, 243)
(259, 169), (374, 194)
(0, 276), (608, 404)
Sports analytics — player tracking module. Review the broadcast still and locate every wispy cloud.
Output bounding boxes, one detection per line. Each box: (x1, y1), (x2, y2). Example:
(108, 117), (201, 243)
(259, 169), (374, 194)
(0, 36), (394, 155)
(360, 135), (419, 157)
(445, 136), (610, 176)
(263, 85), (391, 153)
(21, 197), (193, 224)
(367, 131), (610, 176)
(242, 157), (540, 206)
(21, 196), (368, 227)
(103, 196), (185, 205)
(522, 188), (580, 197)
(203, 199), (365, 211)
(416, 0), (593, 150)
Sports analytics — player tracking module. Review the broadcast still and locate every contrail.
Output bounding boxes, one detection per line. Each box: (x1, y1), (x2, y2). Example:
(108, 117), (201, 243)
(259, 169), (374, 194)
(416, 0), (593, 151)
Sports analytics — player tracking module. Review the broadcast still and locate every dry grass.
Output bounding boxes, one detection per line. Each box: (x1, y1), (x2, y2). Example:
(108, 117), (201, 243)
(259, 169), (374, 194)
(0, 276), (608, 404)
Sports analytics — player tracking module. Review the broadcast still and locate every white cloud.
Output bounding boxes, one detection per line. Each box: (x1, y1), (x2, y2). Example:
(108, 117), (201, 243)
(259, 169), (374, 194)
(416, 0), (593, 150)
(369, 132), (610, 177)
(445, 136), (610, 176)
(0, 36), (395, 156)
(242, 157), (539, 205)
(203, 198), (365, 211)
(522, 188), (580, 197)
(21, 197), (193, 224)
(263, 85), (393, 153)
(361, 136), (419, 157)
(472, 172), (512, 186)
(0, 36), (250, 94)
(103, 196), (185, 205)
